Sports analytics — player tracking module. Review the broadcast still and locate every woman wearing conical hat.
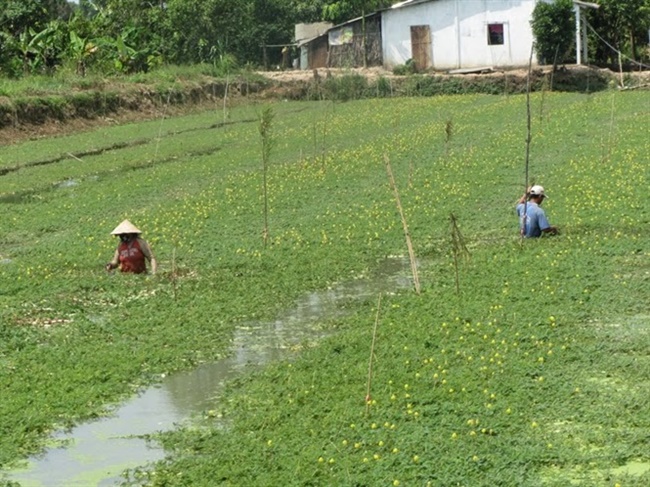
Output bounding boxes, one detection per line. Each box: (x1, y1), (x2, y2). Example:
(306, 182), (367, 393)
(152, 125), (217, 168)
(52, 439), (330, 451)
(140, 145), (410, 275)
(105, 220), (157, 274)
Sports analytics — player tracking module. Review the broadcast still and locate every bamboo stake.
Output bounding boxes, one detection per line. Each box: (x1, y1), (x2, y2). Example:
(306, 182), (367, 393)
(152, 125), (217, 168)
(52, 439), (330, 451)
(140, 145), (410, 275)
(223, 77), (230, 124)
(154, 89), (172, 161)
(618, 51), (624, 88)
(365, 294), (382, 415)
(450, 213), (470, 296)
(521, 44), (534, 242)
(258, 107), (275, 247)
(385, 154), (421, 294)
(444, 119), (454, 156)
(171, 246), (178, 301)
(67, 153), (84, 163)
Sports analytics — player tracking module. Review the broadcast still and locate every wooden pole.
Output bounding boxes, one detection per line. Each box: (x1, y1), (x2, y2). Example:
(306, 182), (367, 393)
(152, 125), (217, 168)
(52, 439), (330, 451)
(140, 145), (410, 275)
(365, 294), (382, 415)
(521, 44), (534, 241)
(385, 154), (421, 294)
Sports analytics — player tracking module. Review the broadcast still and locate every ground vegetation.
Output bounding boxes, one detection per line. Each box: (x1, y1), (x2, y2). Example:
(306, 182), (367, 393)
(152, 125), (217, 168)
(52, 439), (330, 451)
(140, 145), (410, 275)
(0, 85), (648, 486)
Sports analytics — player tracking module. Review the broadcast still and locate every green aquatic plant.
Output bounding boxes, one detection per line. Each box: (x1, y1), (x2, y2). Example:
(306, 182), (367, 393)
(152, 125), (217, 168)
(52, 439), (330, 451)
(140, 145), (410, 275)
(0, 91), (648, 486)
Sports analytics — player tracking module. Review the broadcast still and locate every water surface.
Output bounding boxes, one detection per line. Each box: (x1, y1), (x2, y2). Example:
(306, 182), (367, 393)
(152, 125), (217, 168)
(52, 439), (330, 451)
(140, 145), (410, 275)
(5, 257), (413, 486)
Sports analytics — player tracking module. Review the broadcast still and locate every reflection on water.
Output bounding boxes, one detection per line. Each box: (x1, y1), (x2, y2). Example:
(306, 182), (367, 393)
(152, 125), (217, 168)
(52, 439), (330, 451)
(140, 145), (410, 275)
(5, 257), (413, 487)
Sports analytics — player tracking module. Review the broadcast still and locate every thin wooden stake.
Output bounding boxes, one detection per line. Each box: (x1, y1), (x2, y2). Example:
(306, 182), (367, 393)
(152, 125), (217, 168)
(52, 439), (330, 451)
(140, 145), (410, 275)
(365, 294), (382, 415)
(171, 246), (178, 301)
(618, 51), (624, 88)
(450, 213), (470, 296)
(154, 89), (172, 161)
(605, 88), (616, 162)
(385, 154), (421, 294)
(258, 107), (275, 247)
(67, 153), (84, 162)
(521, 44), (534, 241)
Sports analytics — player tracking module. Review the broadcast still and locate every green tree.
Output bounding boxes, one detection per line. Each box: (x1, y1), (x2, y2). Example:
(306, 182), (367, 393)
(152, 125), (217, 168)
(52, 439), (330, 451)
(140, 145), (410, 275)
(322, 0), (391, 24)
(68, 30), (97, 76)
(0, 0), (71, 75)
(160, 0), (253, 65)
(531, 0), (575, 68)
(79, 0), (165, 72)
(28, 20), (69, 73)
(0, 0), (71, 36)
(587, 0), (650, 65)
(289, 0), (334, 23)
(252, 0), (293, 48)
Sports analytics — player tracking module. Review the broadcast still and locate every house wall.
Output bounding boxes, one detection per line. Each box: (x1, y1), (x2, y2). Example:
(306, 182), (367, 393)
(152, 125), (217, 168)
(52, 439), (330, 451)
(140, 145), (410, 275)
(300, 16), (383, 70)
(306, 36), (329, 69)
(382, 0), (537, 70)
(328, 16), (382, 68)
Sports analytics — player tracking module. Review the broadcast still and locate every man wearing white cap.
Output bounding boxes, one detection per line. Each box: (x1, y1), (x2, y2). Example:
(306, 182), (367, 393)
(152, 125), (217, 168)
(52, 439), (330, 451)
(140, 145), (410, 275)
(516, 185), (559, 238)
(106, 220), (157, 274)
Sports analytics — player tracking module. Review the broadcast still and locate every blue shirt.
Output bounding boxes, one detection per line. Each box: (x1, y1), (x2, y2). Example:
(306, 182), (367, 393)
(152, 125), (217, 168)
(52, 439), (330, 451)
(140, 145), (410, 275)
(516, 202), (550, 238)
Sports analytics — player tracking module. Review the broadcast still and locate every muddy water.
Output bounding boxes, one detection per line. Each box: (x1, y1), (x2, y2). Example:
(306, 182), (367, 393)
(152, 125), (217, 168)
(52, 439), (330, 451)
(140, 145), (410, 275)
(5, 257), (413, 487)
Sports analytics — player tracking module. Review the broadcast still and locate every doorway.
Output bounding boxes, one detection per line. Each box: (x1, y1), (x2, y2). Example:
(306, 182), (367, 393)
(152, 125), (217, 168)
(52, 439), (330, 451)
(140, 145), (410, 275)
(410, 25), (432, 70)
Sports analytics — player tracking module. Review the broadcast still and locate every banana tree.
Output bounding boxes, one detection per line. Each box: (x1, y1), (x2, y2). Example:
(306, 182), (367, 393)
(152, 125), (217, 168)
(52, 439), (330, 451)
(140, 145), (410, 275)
(16, 29), (37, 74)
(94, 28), (148, 74)
(28, 21), (65, 73)
(69, 31), (98, 76)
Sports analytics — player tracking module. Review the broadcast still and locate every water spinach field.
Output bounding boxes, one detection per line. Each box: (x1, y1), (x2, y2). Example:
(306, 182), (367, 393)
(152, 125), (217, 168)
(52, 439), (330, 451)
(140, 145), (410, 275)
(1, 90), (648, 486)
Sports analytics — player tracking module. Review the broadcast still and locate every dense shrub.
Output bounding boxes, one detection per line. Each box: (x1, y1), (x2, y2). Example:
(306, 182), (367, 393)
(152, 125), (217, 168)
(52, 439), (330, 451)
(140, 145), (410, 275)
(321, 73), (369, 101)
(392, 59), (417, 76)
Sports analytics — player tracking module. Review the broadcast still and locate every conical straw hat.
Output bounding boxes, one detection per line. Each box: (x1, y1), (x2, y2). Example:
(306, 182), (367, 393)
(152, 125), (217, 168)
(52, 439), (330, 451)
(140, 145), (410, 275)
(111, 219), (142, 235)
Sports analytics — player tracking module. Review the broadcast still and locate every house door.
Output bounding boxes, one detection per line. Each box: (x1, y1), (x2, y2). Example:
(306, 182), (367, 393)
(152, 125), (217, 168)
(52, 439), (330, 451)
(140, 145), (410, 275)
(410, 25), (432, 70)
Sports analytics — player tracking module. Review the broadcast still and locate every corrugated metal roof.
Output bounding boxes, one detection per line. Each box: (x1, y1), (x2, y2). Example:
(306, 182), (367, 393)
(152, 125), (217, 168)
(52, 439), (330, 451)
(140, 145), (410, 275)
(389, 0), (599, 11)
(388, 0), (438, 10)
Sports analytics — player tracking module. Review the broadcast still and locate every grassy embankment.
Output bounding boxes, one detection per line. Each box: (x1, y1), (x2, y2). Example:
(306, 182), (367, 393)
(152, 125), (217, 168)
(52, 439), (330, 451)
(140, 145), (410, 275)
(0, 89), (648, 486)
(1, 63), (623, 135)
(0, 64), (269, 133)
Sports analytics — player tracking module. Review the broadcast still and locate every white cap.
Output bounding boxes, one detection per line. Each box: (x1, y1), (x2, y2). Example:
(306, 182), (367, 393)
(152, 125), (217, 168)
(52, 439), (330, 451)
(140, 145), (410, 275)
(530, 185), (546, 198)
(111, 219), (142, 235)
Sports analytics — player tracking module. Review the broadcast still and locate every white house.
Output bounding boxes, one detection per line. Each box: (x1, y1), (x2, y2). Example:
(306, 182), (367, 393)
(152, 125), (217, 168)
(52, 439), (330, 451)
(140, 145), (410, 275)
(297, 0), (598, 71)
(381, 0), (539, 70)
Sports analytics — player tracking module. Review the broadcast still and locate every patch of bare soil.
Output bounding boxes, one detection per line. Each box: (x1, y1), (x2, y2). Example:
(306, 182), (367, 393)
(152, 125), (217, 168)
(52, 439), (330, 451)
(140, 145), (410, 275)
(262, 66), (395, 82)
